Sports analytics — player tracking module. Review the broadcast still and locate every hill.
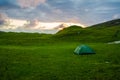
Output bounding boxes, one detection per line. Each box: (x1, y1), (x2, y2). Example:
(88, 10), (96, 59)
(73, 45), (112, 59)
(55, 19), (120, 42)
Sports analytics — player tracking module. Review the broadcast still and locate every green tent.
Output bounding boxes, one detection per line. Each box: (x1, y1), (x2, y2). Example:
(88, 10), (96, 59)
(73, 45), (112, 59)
(74, 45), (95, 55)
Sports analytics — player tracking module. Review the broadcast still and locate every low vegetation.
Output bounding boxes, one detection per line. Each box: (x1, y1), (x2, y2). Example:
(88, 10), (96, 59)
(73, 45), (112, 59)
(0, 19), (120, 80)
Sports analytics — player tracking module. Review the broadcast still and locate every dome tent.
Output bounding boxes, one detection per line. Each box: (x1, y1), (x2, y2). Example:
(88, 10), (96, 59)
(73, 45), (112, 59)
(74, 45), (95, 55)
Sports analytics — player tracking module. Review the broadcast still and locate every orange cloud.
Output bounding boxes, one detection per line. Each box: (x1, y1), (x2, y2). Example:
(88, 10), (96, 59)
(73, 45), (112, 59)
(18, 0), (46, 8)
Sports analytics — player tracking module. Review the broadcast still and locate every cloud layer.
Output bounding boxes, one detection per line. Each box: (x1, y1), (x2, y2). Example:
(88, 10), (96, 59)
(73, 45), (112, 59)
(18, 0), (46, 8)
(0, 13), (8, 25)
(0, 0), (120, 26)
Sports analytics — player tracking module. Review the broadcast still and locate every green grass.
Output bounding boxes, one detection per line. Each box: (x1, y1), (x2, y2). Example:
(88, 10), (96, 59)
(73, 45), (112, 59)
(55, 25), (120, 42)
(0, 42), (120, 80)
(0, 19), (120, 80)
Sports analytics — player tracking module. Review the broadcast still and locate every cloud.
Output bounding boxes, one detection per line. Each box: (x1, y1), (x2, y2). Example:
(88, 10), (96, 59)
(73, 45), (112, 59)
(113, 14), (120, 19)
(0, 0), (120, 26)
(52, 9), (63, 14)
(18, 0), (46, 8)
(0, 0), (18, 8)
(24, 19), (39, 29)
(0, 13), (8, 25)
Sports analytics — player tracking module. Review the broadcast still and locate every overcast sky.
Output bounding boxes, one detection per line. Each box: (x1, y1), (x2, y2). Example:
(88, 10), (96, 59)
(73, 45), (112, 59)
(0, 0), (120, 26)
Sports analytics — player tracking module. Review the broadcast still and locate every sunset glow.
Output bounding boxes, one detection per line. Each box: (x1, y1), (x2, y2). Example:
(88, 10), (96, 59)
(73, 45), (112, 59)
(0, 18), (85, 33)
(9, 19), (27, 27)
(3, 19), (85, 30)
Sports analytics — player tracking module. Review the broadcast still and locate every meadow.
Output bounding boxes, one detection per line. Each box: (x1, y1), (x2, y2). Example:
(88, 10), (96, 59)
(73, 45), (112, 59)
(0, 32), (120, 80)
(0, 19), (120, 80)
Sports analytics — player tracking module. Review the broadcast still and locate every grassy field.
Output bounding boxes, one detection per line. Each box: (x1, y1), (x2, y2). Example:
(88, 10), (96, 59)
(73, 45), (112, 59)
(0, 19), (120, 80)
(0, 39), (120, 80)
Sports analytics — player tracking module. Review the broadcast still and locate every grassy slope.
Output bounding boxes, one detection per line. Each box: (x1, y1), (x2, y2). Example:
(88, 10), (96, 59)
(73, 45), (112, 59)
(55, 19), (120, 42)
(0, 19), (120, 80)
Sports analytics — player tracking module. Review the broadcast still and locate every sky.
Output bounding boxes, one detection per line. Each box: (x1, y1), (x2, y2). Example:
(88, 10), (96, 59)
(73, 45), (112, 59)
(0, 0), (120, 33)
